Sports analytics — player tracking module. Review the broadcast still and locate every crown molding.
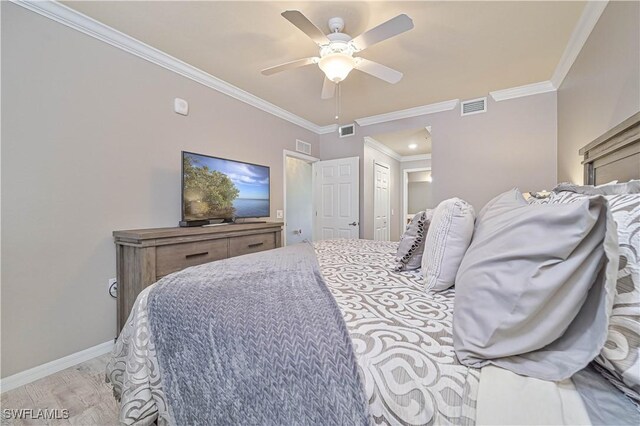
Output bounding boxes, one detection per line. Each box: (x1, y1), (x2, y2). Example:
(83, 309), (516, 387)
(13, 0), (607, 136)
(317, 124), (339, 134)
(551, 1), (608, 88)
(364, 137), (401, 161)
(11, 0), (327, 134)
(490, 81), (556, 102)
(355, 99), (459, 127)
(364, 137), (432, 163)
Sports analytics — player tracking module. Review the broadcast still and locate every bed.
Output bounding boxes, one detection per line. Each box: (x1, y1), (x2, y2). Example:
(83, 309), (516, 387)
(580, 111), (640, 186)
(108, 239), (479, 425)
(107, 114), (640, 425)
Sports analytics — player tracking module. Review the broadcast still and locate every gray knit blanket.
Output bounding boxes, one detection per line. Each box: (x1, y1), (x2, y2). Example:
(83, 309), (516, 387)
(147, 243), (371, 425)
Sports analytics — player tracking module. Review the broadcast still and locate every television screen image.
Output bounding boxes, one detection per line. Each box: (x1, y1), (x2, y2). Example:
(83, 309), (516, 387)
(182, 151), (270, 221)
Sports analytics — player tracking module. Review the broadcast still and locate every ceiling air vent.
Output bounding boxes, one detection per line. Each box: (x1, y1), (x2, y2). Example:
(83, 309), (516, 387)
(295, 139), (312, 155)
(461, 97), (487, 116)
(339, 124), (355, 138)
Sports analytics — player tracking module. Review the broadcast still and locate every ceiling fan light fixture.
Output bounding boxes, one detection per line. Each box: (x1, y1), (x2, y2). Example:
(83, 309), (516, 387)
(319, 53), (355, 83)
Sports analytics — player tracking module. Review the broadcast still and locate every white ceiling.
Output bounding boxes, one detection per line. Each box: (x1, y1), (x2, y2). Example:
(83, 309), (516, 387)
(374, 127), (431, 156)
(62, 1), (586, 126)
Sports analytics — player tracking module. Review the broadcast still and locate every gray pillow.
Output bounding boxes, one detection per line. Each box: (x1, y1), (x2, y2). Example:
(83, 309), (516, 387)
(394, 211), (431, 271)
(422, 198), (475, 292)
(548, 190), (640, 402)
(553, 179), (640, 195)
(454, 188), (619, 381)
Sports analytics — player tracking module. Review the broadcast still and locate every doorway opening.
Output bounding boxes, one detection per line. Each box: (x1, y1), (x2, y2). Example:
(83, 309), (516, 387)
(366, 126), (432, 240)
(403, 168), (433, 225)
(283, 150), (318, 246)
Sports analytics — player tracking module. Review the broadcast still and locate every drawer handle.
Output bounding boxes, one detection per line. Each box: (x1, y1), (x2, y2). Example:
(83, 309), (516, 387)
(185, 251), (209, 259)
(248, 242), (264, 248)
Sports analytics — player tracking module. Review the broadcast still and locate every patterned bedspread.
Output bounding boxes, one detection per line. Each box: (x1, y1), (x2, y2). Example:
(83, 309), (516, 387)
(107, 239), (480, 425)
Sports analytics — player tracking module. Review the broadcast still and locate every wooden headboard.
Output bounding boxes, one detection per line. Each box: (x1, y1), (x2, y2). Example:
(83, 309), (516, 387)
(580, 112), (640, 185)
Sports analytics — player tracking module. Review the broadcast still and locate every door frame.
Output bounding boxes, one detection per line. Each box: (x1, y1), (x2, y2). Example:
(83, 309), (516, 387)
(402, 167), (432, 225)
(373, 160), (391, 241)
(283, 149), (319, 246)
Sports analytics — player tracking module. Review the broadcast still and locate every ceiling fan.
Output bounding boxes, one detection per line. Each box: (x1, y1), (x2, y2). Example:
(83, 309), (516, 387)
(261, 10), (414, 99)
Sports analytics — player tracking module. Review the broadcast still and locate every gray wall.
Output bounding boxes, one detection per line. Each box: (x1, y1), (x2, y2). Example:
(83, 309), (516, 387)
(1, 3), (319, 377)
(401, 159), (432, 170)
(408, 182), (429, 214)
(320, 93), (558, 231)
(557, 1), (640, 184)
(407, 170), (432, 214)
(401, 159), (432, 226)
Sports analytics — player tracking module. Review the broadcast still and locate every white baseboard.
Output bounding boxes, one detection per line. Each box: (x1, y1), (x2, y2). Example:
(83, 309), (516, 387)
(0, 340), (114, 393)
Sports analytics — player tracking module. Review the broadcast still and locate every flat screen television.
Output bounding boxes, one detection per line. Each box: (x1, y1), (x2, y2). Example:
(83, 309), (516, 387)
(181, 151), (270, 223)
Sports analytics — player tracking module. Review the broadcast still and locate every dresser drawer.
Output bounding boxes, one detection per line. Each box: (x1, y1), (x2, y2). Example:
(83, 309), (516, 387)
(156, 239), (228, 277)
(229, 233), (276, 257)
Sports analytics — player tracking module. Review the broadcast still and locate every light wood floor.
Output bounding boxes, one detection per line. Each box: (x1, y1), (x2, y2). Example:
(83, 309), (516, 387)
(1, 355), (118, 425)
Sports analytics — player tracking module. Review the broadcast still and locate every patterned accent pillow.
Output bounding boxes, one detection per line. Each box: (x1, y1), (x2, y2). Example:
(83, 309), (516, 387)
(394, 211), (430, 271)
(548, 190), (640, 402)
(422, 198), (476, 292)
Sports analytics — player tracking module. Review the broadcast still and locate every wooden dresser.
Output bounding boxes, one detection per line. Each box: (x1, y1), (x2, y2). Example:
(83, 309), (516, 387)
(113, 222), (283, 333)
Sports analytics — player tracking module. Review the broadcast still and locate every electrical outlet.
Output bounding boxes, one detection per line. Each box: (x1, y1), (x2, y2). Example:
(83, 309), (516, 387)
(108, 278), (117, 298)
(276, 210), (283, 219)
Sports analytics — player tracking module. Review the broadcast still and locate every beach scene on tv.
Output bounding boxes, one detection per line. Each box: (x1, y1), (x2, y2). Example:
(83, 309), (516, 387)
(183, 152), (270, 220)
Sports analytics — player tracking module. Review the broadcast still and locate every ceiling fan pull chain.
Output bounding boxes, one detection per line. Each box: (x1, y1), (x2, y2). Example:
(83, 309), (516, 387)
(335, 82), (340, 122)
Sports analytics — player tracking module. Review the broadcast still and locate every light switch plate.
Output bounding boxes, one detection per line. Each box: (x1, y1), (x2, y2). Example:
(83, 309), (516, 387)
(276, 210), (283, 219)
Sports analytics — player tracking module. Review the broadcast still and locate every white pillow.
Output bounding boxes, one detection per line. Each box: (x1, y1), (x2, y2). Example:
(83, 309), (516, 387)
(422, 198), (475, 292)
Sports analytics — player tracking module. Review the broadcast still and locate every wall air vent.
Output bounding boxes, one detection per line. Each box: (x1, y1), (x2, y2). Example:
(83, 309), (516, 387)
(461, 97), (487, 116)
(295, 139), (312, 155)
(339, 124), (355, 138)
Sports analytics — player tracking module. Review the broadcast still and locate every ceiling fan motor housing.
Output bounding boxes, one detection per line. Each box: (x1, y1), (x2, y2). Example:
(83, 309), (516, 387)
(328, 17), (345, 33)
(321, 33), (354, 56)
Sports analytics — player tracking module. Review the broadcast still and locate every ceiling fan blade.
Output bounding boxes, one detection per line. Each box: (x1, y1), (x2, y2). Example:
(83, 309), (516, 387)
(281, 10), (330, 45)
(321, 77), (336, 99)
(355, 58), (403, 84)
(351, 14), (414, 51)
(261, 57), (318, 76)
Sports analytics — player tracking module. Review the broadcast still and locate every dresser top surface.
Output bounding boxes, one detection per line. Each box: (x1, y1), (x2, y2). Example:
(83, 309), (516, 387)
(114, 222), (283, 241)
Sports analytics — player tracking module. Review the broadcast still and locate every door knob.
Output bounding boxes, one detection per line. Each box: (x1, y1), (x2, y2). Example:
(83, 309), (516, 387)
(348, 221), (358, 226)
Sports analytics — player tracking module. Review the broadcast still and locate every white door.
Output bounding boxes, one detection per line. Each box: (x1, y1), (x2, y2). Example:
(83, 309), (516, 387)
(374, 162), (390, 241)
(313, 157), (359, 240)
